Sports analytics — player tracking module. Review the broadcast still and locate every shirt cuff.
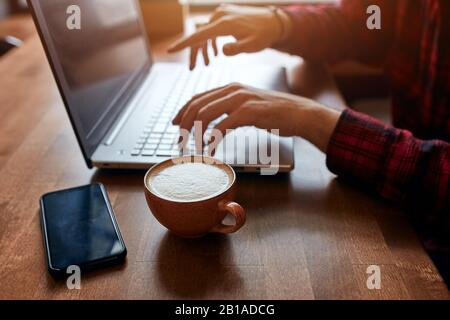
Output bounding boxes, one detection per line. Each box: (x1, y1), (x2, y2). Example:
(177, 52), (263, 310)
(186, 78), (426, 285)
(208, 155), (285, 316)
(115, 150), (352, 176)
(326, 109), (393, 187)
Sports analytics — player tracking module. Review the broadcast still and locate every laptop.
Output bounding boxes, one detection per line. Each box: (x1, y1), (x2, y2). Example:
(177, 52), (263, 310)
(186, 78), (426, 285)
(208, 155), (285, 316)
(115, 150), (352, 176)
(28, 0), (294, 173)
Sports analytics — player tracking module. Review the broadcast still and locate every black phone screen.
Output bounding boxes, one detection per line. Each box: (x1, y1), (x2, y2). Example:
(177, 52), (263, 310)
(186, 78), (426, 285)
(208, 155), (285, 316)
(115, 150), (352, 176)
(40, 184), (126, 274)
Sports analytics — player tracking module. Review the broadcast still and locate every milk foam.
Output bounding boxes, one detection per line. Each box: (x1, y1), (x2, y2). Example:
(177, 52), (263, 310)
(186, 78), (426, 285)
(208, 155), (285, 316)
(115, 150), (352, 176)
(149, 163), (231, 201)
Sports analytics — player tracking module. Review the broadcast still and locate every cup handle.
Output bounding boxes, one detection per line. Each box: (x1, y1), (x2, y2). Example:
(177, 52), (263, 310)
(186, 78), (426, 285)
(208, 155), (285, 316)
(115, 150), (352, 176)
(211, 201), (246, 234)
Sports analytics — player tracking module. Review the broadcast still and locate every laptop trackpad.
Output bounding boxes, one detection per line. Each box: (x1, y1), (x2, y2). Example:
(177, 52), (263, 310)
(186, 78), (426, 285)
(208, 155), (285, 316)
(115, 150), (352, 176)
(214, 127), (287, 168)
(230, 65), (288, 92)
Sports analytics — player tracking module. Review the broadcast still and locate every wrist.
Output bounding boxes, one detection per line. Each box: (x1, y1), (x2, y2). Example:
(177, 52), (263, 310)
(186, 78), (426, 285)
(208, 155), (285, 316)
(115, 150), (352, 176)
(298, 104), (342, 153)
(269, 6), (293, 45)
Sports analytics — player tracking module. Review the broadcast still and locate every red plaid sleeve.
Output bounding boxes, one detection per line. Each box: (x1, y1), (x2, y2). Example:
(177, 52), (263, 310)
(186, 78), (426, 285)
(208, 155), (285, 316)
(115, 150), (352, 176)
(327, 109), (450, 224)
(276, 0), (396, 65)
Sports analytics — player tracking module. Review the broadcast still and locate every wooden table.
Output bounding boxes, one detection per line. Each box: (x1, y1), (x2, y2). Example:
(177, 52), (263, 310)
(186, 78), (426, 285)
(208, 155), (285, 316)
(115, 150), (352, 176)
(0, 17), (449, 300)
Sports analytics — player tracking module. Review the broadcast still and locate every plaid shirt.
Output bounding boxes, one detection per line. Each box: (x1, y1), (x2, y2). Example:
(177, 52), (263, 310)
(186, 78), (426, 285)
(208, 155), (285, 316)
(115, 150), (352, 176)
(280, 0), (450, 236)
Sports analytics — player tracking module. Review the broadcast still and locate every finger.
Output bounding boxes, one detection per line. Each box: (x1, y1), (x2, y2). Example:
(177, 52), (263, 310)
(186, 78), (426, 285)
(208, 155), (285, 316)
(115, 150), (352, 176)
(208, 110), (252, 155)
(168, 19), (231, 53)
(190, 46), (199, 70)
(201, 44), (210, 66)
(216, 4), (241, 15)
(223, 37), (258, 56)
(209, 9), (227, 23)
(196, 92), (249, 139)
(206, 9), (226, 56)
(196, 96), (243, 149)
(172, 84), (229, 125)
(212, 38), (218, 56)
(178, 87), (240, 133)
(213, 111), (251, 138)
(192, 121), (204, 155)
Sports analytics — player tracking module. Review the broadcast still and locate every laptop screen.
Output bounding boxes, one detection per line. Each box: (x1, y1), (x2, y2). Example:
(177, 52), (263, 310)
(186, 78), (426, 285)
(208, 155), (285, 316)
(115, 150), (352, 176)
(29, 0), (151, 166)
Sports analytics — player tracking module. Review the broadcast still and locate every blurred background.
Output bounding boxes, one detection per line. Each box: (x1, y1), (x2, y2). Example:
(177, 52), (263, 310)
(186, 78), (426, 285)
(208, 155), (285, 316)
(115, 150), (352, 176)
(0, 0), (28, 19)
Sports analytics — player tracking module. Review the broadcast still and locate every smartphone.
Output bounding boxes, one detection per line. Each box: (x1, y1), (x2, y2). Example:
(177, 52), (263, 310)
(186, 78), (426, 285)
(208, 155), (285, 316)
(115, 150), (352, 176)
(39, 183), (127, 277)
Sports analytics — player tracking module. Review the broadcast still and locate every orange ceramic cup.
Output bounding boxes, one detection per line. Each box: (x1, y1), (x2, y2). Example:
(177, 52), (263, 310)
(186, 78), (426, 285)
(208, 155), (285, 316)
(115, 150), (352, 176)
(144, 156), (246, 238)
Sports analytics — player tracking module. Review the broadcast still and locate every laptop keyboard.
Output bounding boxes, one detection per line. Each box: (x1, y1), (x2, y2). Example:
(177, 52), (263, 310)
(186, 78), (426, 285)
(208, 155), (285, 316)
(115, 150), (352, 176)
(131, 67), (232, 158)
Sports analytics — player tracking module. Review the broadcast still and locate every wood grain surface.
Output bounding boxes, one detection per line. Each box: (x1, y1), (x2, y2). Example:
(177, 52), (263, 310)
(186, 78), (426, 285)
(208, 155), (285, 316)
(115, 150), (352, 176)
(0, 16), (448, 300)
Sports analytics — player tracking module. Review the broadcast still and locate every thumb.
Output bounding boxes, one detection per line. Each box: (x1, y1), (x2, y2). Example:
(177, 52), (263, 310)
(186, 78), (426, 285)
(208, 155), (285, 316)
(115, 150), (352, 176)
(223, 37), (257, 56)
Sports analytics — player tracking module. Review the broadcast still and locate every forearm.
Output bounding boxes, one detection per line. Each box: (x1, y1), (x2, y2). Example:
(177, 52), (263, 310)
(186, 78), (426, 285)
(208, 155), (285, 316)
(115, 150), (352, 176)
(326, 109), (450, 227)
(271, 6), (293, 46)
(298, 105), (342, 153)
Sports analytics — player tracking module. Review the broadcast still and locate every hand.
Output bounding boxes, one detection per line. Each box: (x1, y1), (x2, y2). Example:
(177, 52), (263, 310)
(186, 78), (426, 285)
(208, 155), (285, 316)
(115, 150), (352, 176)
(172, 83), (342, 153)
(168, 5), (287, 70)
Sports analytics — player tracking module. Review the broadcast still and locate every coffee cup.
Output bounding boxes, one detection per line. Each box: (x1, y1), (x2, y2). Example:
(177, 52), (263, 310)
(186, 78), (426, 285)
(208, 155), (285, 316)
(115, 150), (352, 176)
(144, 155), (246, 238)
